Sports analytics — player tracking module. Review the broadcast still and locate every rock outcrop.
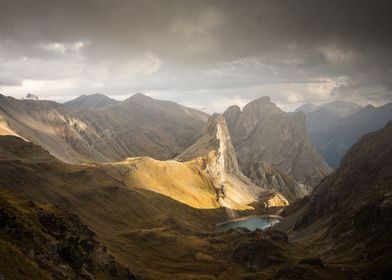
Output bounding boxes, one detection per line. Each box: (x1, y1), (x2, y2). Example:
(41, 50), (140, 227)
(177, 113), (241, 181)
(177, 114), (289, 209)
(223, 96), (332, 187)
(177, 114), (262, 209)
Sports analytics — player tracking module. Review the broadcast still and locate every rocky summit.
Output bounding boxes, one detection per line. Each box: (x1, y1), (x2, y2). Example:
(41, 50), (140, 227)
(223, 96), (332, 187)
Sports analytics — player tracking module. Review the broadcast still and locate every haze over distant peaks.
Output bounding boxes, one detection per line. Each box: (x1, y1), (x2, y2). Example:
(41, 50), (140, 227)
(296, 100), (362, 117)
(304, 102), (392, 169)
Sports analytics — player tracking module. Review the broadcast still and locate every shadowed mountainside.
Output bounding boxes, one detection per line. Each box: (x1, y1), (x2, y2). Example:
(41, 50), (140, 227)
(277, 122), (392, 278)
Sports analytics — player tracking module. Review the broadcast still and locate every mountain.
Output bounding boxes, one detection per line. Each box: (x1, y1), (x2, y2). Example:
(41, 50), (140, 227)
(223, 96), (332, 187)
(63, 93), (118, 109)
(177, 113), (288, 208)
(311, 102), (392, 169)
(177, 113), (241, 177)
(0, 93), (208, 163)
(302, 107), (341, 134)
(296, 100), (362, 117)
(292, 122), (392, 278)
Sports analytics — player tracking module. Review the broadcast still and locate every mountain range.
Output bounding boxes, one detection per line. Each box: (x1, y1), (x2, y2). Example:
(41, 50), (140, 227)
(0, 93), (391, 279)
(0, 93), (332, 191)
(0, 93), (208, 163)
(297, 100), (392, 169)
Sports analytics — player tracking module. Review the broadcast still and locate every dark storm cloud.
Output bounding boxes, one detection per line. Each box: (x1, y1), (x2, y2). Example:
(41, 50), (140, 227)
(0, 0), (391, 111)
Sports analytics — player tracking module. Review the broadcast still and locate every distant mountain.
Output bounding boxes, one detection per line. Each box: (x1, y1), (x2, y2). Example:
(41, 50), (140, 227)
(302, 107), (342, 134)
(296, 100), (362, 117)
(311, 102), (392, 169)
(64, 93), (118, 109)
(293, 122), (392, 277)
(223, 96), (331, 187)
(0, 93), (208, 163)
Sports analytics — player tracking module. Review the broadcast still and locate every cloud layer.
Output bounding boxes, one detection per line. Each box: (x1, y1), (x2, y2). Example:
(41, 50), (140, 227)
(0, 0), (391, 111)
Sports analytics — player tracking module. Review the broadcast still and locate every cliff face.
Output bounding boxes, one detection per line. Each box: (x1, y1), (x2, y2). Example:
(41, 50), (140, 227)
(177, 113), (241, 182)
(223, 97), (332, 187)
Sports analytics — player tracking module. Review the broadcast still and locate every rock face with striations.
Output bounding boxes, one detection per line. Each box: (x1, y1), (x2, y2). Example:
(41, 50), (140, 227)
(223, 96), (332, 187)
(177, 113), (241, 182)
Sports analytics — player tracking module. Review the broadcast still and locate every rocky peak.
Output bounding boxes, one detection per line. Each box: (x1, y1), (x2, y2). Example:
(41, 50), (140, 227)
(223, 97), (332, 187)
(209, 113), (241, 176)
(124, 93), (154, 104)
(64, 93), (117, 109)
(242, 96), (275, 112)
(177, 113), (241, 182)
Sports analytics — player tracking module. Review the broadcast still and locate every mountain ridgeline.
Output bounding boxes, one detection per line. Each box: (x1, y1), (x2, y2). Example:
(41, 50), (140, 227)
(0, 93), (331, 193)
(297, 100), (392, 169)
(0, 93), (208, 163)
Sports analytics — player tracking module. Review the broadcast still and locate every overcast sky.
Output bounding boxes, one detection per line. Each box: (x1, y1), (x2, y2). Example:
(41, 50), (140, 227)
(0, 0), (391, 112)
